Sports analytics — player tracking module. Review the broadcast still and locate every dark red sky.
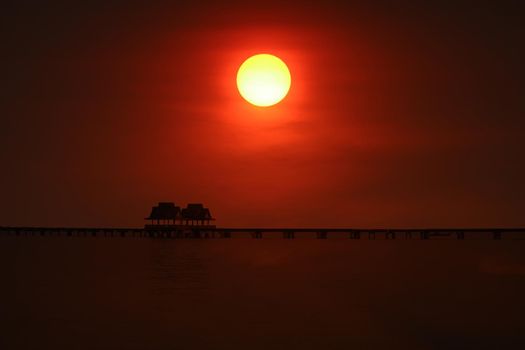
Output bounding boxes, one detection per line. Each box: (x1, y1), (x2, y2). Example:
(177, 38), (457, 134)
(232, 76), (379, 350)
(1, 1), (524, 227)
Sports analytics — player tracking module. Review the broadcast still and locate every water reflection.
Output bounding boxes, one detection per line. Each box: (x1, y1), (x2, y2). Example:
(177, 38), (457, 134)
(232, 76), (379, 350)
(0, 237), (524, 349)
(147, 241), (210, 297)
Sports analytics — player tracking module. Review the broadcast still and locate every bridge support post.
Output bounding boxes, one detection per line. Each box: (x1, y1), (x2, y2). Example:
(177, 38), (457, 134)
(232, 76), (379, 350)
(456, 231), (465, 240)
(349, 232), (361, 239)
(386, 231), (396, 239)
(316, 231), (327, 239)
(493, 231), (502, 240)
(283, 231), (295, 239)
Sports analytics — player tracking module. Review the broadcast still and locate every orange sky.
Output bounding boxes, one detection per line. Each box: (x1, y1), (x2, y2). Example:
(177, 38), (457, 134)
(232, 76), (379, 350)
(1, 1), (524, 227)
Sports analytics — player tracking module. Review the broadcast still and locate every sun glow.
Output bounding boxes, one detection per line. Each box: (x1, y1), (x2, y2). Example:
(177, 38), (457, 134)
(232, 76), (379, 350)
(236, 54), (291, 107)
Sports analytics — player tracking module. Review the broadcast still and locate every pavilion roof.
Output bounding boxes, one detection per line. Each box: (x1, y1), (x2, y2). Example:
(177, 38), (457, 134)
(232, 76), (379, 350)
(145, 202), (180, 220)
(181, 203), (214, 220)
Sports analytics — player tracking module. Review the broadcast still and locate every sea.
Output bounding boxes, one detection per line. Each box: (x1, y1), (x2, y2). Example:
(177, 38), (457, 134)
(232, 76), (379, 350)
(1, 235), (525, 349)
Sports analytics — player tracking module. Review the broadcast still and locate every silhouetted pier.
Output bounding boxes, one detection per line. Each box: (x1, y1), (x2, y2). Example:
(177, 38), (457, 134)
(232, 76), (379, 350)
(0, 226), (524, 240)
(2, 203), (524, 240)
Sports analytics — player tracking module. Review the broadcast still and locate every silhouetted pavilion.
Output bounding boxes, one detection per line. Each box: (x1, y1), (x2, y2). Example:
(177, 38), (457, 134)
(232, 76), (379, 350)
(181, 203), (214, 226)
(145, 202), (215, 228)
(145, 202), (180, 225)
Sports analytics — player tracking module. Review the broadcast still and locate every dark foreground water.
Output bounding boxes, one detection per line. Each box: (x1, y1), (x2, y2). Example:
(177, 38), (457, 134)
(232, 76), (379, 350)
(1, 236), (525, 349)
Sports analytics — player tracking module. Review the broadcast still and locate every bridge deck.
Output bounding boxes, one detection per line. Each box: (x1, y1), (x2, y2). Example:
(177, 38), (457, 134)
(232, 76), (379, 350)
(1, 226), (524, 240)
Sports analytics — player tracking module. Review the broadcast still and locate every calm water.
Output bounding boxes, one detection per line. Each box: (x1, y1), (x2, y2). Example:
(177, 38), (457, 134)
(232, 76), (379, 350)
(1, 236), (525, 349)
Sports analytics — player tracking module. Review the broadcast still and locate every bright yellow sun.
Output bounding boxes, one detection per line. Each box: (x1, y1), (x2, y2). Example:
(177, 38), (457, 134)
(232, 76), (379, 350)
(236, 54), (291, 107)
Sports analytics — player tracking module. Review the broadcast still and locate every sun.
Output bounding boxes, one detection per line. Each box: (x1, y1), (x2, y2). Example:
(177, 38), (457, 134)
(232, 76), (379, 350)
(236, 54), (291, 107)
